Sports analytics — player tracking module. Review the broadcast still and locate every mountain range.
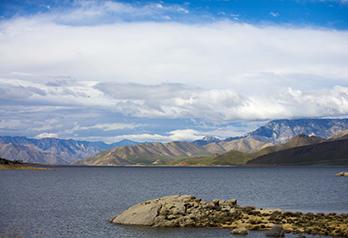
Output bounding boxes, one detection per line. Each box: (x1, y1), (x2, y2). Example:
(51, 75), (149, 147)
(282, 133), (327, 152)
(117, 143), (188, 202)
(164, 134), (326, 166)
(2, 118), (348, 165)
(248, 118), (348, 143)
(78, 118), (348, 166)
(0, 136), (138, 164)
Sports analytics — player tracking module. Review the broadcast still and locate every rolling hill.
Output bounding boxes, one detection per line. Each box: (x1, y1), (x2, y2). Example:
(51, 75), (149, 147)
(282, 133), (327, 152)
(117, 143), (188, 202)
(78, 141), (211, 166)
(217, 136), (273, 153)
(248, 136), (348, 165)
(254, 134), (324, 157)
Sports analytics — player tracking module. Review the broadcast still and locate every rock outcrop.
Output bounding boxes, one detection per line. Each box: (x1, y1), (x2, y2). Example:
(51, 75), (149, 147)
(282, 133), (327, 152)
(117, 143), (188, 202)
(336, 171), (348, 176)
(112, 195), (348, 237)
(112, 195), (238, 227)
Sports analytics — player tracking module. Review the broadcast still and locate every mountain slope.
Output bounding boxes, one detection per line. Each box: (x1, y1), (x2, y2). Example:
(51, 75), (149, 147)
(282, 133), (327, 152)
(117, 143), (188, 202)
(217, 136), (273, 153)
(164, 150), (251, 166)
(203, 135), (324, 166)
(210, 150), (253, 165)
(202, 143), (226, 154)
(78, 141), (211, 166)
(254, 134), (324, 157)
(193, 136), (221, 146)
(81, 134), (271, 166)
(0, 136), (138, 164)
(249, 118), (348, 143)
(248, 137), (348, 165)
(190, 134), (346, 167)
(203, 118), (348, 154)
(329, 130), (348, 140)
(83, 134), (320, 167)
(0, 142), (68, 164)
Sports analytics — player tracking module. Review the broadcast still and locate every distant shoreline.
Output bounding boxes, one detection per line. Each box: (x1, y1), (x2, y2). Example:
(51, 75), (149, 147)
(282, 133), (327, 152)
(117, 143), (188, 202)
(22, 164), (348, 169)
(0, 164), (49, 170)
(0, 158), (49, 170)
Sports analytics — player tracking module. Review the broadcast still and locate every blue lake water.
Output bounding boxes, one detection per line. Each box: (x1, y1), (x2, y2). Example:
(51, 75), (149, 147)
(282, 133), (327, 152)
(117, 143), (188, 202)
(1, 166), (348, 237)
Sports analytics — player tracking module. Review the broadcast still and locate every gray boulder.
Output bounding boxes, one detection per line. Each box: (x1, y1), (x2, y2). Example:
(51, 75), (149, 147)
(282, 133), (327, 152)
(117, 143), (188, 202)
(112, 195), (194, 226)
(111, 194), (239, 227)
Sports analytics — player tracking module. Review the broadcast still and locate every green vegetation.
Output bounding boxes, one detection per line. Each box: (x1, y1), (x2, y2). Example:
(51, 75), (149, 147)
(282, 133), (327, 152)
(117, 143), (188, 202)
(0, 164), (48, 170)
(162, 156), (216, 166)
(159, 150), (253, 166)
(0, 157), (48, 170)
(212, 150), (254, 165)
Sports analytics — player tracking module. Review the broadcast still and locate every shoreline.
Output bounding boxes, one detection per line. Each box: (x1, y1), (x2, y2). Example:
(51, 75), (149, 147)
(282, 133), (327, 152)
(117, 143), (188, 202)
(3, 162), (347, 171)
(39, 164), (348, 168)
(0, 164), (49, 170)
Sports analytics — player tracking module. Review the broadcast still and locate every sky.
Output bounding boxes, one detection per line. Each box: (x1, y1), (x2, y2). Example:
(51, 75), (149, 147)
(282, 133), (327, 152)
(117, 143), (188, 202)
(0, 0), (348, 143)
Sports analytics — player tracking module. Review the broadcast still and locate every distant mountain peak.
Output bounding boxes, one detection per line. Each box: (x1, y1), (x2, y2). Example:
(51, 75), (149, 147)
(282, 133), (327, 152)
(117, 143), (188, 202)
(249, 118), (348, 143)
(193, 135), (221, 146)
(118, 139), (135, 142)
(201, 136), (221, 141)
(111, 139), (139, 147)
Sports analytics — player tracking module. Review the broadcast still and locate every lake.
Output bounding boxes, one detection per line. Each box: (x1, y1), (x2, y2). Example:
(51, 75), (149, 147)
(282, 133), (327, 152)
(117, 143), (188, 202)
(1, 166), (348, 237)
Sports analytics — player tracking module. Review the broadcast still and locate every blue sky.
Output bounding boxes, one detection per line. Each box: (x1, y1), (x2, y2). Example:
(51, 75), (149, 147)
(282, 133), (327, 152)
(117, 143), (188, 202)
(1, 0), (348, 28)
(0, 0), (348, 142)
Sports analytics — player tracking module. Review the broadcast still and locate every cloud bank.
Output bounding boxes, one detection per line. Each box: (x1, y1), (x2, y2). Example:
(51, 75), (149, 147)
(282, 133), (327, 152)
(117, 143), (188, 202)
(0, 1), (348, 142)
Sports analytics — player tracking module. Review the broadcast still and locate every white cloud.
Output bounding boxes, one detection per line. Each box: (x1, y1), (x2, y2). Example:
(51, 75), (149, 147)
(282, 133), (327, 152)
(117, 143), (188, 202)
(270, 12), (280, 17)
(92, 83), (348, 120)
(74, 122), (139, 131)
(79, 129), (203, 143)
(0, 119), (23, 129)
(1, 1), (348, 141)
(52, 1), (190, 24)
(84, 133), (168, 143)
(1, 16), (348, 89)
(0, 78), (111, 107)
(78, 125), (265, 143)
(167, 129), (202, 141)
(36, 132), (59, 139)
(315, 0), (348, 4)
(3, 79), (348, 121)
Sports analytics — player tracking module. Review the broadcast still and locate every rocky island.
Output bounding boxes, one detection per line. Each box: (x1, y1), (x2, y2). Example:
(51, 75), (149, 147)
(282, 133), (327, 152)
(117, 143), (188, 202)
(112, 195), (348, 237)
